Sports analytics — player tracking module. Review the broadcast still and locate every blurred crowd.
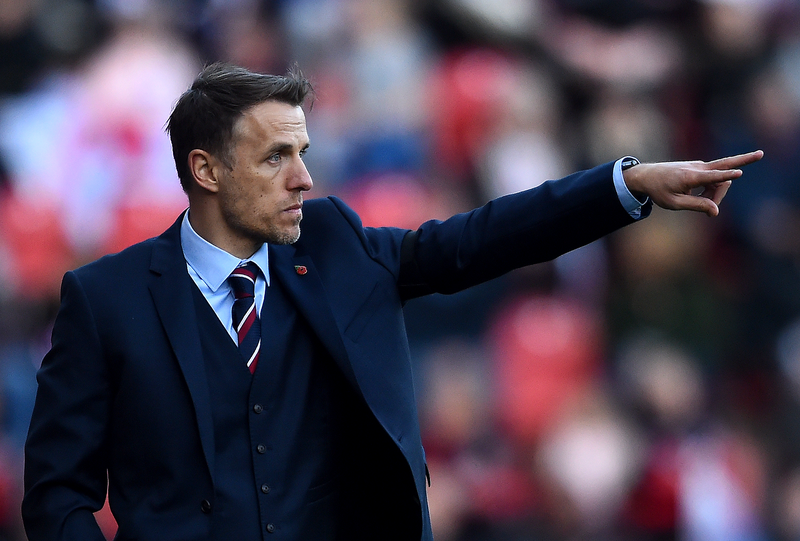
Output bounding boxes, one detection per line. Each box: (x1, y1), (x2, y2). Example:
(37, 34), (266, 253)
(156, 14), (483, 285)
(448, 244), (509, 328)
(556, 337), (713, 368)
(0, 0), (799, 539)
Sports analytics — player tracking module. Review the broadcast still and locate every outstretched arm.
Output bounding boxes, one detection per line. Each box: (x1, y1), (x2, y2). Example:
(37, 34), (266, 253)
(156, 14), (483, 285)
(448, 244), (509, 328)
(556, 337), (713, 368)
(623, 150), (764, 217)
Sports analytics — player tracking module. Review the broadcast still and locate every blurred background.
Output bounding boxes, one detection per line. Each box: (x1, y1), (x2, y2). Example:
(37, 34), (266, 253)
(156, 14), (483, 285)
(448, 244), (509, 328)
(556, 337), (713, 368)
(0, 0), (798, 539)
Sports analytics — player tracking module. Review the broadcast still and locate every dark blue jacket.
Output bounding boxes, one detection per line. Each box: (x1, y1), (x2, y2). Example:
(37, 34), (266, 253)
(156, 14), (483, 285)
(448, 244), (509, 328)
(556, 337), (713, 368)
(22, 161), (642, 540)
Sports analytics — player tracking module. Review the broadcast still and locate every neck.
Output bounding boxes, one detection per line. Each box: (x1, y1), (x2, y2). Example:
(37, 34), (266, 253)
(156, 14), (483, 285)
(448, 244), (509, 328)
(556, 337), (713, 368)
(187, 203), (260, 260)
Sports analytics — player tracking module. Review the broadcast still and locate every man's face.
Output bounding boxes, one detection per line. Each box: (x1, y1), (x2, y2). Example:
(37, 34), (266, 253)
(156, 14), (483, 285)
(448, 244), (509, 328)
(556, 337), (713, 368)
(216, 100), (312, 248)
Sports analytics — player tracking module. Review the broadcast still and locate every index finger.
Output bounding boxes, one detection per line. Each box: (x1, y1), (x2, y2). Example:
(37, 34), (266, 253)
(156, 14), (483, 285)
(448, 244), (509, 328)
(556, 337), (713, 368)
(705, 150), (764, 170)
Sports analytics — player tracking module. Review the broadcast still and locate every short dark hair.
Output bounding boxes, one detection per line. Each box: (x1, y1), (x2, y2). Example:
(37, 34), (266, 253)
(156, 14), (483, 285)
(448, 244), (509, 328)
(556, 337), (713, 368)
(166, 62), (313, 192)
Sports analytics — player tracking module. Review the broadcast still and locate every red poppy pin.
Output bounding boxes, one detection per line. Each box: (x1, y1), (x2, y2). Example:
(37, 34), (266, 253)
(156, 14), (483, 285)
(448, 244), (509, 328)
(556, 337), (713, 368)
(294, 265), (308, 275)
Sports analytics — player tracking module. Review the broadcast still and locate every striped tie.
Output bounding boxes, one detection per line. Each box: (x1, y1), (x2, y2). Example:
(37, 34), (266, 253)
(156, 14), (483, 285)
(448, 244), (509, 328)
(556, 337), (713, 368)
(228, 262), (261, 374)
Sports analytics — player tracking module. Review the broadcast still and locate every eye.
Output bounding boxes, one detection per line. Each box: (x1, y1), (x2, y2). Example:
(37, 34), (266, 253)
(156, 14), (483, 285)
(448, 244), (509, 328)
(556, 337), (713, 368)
(267, 153), (281, 164)
(299, 148), (308, 159)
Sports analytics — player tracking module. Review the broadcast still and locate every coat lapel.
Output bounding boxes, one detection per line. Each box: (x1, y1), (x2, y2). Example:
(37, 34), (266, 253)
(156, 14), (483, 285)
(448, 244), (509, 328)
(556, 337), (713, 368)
(269, 245), (359, 391)
(147, 214), (216, 478)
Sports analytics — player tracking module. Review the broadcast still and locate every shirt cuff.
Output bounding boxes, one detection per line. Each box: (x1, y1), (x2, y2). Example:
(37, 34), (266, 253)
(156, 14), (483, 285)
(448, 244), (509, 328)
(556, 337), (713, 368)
(613, 156), (649, 220)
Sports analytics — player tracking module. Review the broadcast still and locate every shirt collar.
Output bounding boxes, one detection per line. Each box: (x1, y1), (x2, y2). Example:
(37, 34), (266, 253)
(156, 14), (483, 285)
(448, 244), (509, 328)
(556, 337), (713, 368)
(180, 210), (271, 292)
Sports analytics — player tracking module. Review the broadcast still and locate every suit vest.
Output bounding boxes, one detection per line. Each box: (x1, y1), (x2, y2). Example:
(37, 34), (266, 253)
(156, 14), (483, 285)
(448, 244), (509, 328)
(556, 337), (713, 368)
(191, 268), (420, 540)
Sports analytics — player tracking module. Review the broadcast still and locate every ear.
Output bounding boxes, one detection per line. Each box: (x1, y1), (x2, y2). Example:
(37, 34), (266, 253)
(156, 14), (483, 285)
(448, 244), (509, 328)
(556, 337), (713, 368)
(188, 149), (221, 193)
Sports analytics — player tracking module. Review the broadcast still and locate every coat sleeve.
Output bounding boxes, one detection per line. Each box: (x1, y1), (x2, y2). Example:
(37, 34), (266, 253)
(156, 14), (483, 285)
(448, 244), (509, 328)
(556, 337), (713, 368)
(22, 270), (111, 541)
(329, 161), (645, 301)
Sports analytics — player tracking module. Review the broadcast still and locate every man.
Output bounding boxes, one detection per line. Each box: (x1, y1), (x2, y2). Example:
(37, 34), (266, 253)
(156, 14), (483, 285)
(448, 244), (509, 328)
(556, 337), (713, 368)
(22, 62), (762, 540)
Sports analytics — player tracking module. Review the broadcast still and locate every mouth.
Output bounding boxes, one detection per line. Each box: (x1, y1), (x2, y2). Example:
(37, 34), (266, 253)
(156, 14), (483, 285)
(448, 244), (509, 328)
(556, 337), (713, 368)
(284, 202), (303, 216)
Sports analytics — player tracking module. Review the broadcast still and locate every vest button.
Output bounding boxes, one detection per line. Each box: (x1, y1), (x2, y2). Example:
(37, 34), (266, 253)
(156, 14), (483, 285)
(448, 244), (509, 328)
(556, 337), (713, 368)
(253, 404), (263, 413)
(266, 523), (276, 533)
(200, 499), (212, 513)
(257, 444), (267, 454)
(261, 484), (270, 494)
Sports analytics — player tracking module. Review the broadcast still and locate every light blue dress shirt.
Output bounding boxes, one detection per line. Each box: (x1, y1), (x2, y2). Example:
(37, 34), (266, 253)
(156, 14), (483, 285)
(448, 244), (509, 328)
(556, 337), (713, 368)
(180, 211), (270, 342)
(613, 156), (649, 219)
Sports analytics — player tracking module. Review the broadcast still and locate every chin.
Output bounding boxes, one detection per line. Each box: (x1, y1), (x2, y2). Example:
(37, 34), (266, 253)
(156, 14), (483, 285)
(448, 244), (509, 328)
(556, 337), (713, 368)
(269, 227), (301, 246)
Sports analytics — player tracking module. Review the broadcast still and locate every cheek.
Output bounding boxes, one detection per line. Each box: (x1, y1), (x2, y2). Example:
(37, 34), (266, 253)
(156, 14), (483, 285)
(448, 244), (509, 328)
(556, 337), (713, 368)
(226, 170), (283, 214)
(253, 179), (283, 206)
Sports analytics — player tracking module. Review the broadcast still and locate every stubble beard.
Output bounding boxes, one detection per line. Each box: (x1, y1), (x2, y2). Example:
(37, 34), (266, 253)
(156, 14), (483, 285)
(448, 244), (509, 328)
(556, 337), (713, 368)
(221, 205), (302, 247)
(272, 222), (302, 245)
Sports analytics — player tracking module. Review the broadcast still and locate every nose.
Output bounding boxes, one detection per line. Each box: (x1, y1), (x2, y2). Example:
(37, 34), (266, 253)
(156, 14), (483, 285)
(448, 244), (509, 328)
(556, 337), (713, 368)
(290, 157), (313, 192)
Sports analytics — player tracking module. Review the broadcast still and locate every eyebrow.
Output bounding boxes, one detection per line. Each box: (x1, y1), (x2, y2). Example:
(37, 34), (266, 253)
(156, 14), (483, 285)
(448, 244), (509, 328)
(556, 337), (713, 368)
(267, 142), (310, 155)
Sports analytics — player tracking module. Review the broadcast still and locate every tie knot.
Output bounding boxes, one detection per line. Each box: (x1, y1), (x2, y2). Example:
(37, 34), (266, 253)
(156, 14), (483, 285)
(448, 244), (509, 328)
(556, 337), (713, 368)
(228, 262), (258, 299)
